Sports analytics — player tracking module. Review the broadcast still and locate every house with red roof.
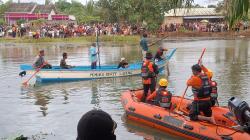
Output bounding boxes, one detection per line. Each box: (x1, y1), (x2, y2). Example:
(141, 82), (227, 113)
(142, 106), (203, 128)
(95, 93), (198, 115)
(4, 3), (75, 25)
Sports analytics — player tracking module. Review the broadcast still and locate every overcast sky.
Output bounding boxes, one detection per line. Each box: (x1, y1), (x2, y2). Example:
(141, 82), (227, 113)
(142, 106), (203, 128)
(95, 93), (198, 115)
(5, 0), (220, 6)
(194, 0), (220, 6)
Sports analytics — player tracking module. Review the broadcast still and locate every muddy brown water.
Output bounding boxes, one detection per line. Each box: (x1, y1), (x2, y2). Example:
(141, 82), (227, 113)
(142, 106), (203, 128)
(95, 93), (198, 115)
(0, 40), (249, 140)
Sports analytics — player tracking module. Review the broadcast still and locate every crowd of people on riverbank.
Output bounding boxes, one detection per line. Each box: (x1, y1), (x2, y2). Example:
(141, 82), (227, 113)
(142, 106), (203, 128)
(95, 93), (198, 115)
(1, 20), (250, 39)
(161, 21), (249, 32)
(0, 22), (145, 38)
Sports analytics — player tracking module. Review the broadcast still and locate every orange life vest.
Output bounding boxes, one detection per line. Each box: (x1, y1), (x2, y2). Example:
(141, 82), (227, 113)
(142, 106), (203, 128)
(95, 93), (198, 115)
(192, 73), (211, 101)
(156, 88), (172, 108)
(141, 60), (155, 84)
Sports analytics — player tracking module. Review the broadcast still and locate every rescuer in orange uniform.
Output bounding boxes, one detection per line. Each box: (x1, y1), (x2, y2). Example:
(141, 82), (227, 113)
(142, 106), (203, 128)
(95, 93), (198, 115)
(141, 52), (159, 102)
(154, 47), (168, 62)
(146, 78), (172, 109)
(187, 64), (215, 123)
(201, 65), (218, 106)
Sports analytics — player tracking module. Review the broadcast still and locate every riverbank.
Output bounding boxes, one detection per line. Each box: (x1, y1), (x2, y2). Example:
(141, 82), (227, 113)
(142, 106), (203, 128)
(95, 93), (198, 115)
(0, 31), (250, 44)
(0, 35), (141, 43)
(163, 30), (250, 40)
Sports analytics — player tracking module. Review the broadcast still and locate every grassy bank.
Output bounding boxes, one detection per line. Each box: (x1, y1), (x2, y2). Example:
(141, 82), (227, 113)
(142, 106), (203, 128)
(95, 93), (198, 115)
(163, 30), (250, 39)
(0, 35), (141, 43)
(1, 32), (248, 44)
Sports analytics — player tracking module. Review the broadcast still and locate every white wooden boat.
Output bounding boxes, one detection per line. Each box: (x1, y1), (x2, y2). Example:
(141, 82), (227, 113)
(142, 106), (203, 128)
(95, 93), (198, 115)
(20, 48), (176, 83)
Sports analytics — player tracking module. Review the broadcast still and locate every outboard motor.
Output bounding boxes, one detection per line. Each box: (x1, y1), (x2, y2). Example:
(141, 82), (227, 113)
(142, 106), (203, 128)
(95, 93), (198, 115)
(228, 97), (250, 133)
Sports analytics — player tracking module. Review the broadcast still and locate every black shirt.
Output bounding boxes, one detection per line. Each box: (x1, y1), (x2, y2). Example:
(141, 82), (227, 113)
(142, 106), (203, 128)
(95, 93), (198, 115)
(154, 48), (164, 61)
(117, 61), (129, 68)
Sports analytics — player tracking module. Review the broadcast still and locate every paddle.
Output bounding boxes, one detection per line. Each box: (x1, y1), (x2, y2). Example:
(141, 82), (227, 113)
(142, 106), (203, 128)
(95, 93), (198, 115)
(22, 63), (46, 86)
(96, 29), (101, 69)
(149, 35), (168, 47)
(177, 48), (206, 111)
(165, 48), (177, 61)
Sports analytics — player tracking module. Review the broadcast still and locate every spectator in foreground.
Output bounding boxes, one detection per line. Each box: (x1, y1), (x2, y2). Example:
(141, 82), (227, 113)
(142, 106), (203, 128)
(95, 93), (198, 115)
(77, 109), (117, 140)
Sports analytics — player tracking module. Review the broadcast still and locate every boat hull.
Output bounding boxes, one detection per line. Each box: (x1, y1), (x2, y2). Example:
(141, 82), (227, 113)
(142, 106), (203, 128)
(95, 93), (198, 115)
(20, 48), (176, 83)
(35, 68), (142, 83)
(121, 90), (250, 140)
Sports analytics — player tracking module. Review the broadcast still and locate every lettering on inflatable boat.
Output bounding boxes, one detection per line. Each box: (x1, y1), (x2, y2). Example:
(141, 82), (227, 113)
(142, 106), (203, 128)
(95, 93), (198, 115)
(163, 116), (184, 127)
(200, 126), (207, 130)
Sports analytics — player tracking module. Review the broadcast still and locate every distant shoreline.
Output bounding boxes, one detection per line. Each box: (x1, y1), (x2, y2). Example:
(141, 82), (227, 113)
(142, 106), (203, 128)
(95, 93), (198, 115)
(0, 35), (141, 44)
(0, 32), (249, 44)
(162, 31), (250, 40)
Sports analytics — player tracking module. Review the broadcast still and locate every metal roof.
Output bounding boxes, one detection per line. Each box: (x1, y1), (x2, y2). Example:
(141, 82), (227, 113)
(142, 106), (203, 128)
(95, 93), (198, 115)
(183, 16), (224, 19)
(165, 8), (222, 17)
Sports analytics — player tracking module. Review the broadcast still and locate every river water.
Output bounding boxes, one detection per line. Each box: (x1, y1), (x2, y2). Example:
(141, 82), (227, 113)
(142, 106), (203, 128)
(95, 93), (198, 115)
(0, 40), (249, 140)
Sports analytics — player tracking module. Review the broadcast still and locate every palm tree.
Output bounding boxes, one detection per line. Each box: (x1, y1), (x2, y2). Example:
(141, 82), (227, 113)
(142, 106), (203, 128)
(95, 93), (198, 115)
(224, 0), (249, 28)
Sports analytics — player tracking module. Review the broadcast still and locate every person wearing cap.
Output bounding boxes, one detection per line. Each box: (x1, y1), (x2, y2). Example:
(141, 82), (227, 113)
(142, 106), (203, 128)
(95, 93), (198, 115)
(77, 109), (117, 140)
(141, 52), (159, 102)
(154, 47), (168, 62)
(140, 33), (149, 60)
(89, 43), (98, 69)
(146, 78), (172, 109)
(33, 49), (52, 69)
(60, 52), (74, 69)
(117, 57), (129, 69)
(187, 64), (215, 123)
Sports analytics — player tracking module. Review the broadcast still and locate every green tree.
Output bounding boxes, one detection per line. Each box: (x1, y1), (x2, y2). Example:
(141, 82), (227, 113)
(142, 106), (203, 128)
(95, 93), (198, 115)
(216, 0), (249, 28)
(0, 0), (12, 18)
(16, 19), (25, 25)
(45, 0), (52, 5)
(97, 0), (169, 31)
(55, 0), (100, 23)
(191, 4), (204, 8)
(0, 18), (5, 25)
(207, 5), (217, 8)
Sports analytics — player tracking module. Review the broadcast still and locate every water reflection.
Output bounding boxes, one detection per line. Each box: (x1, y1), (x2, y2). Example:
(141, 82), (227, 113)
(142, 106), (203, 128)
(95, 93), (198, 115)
(90, 81), (100, 108)
(34, 92), (50, 117)
(0, 43), (141, 66)
(124, 118), (182, 140)
(20, 76), (142, 118)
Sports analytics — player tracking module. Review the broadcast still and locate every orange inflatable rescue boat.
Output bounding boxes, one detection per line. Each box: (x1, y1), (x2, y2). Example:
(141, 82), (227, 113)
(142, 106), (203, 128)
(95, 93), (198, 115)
(121, 89), (250, 140)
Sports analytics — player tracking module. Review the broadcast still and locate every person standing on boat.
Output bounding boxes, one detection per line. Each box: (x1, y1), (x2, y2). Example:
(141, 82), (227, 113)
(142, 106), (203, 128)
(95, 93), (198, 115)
(117, 57), (129, 69)
(140, 33), (149, 60)
(33, 49), (52, 69)
(141, 52), (159, 102)
(60, 52), (74, 69)
(187, 64), (215, 123)
(89, 43), (98, 69)
(154, 47), (168, 62)
(146, 78), (172, 109)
